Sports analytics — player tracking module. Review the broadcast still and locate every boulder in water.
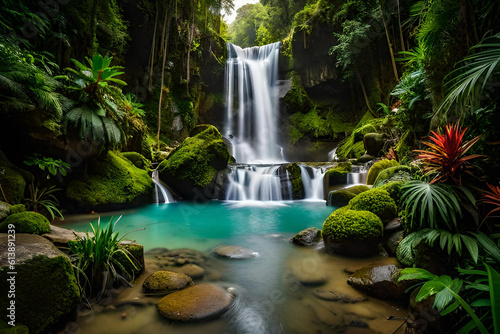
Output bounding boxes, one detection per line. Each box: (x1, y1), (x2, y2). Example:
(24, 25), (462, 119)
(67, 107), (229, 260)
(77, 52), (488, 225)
(213, 245), (259, 259)
(142, 271), (194, 295)
(156, 283), (233, 322)
(348, 188), (397, 224)
(291, 227), (322, 246)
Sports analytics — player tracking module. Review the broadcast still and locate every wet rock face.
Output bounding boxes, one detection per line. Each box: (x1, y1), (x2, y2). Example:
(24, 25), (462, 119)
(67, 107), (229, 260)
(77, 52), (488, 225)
(347, 258), (410, 301)
(291, 227), (322, 246)
(156, 284), (233, 322)
(142, 271), (194, 295)
(213, 245), (260, 259)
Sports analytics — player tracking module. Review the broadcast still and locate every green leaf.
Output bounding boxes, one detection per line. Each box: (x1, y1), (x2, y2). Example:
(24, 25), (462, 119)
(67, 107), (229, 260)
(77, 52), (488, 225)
(485, 263), (500, 334)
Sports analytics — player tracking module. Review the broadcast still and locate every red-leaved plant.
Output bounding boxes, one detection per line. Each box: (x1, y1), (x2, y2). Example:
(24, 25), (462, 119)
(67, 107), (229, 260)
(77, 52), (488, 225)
(415, 122), (484, 185)
(478, 183), (500, 223)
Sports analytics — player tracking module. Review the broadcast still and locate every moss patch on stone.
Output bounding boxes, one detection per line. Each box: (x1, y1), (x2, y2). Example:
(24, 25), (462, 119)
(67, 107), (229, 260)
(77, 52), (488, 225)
(0, 212), (50, 234)
(287, 163), (303, 199)
(121, 152), (151, 170)
(349, 188), (397, 223)
(322, 208), (383, 240)
(66, 151), (154, 209)
(9, 204), (26, 214)
(158, 125), (232, 187)
(377, 181), (405, 202)
(366, 159), (400, 185)
(373, 165), (412, 187)
(0, 151), (33, 204)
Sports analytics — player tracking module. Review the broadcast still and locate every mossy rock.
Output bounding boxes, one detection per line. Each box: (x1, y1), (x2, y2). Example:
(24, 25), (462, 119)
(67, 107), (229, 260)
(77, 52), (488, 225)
(363, 133), (386, 156)
(114, 242), (144, 280)
(286, 163), (303, 199)
(366, 159), (399, 185)
(324, 162), (352, 187)
(291, 227), (322, 246)
(0, 234), (80, 334)
(377, 181), (405, 202)
(66, 151), (154, 212)
(9, 204), (26, 214)
(327, 190), (357, 207)
(0, 321), (29, 334)
(158, 125), (233, 200)
(0, 201), (10, 221)
(121, 152), (151, 170)
(373, 165), (412, 187)
(349, 189), (397, 223)
(143, 271), (194, 295)
(322, 207), (383, 257)
(0, 151), (34, 204)
(0, 212), (50, 234)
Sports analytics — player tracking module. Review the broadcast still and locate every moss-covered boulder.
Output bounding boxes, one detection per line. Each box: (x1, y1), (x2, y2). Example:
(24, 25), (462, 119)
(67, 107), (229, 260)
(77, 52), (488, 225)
(0, 151), (34, 204)
(373, 165), (412, 187)
(324, 162), (352, 191)
(0, 212), (50, 234)
(0, 234), (80, 334)
(143, 271), (194, 296)
(349, 189), (397, 223)
(291, 227), (322, 246)
(285, 163), (303, 199)
(121, 152), (151, 170)
(322, 207), (383, 257)
(66, 150), (154, 212)
(114, 241), (144, 280)
(363, 133), (386, 157)
(0, 201), (10, 222)
(158, 125), (233, 200)
(9, 204), (26, 214)
(366, 159), (399, 185)
(326, 185), (370, 207)
(377, 181), (405, 202)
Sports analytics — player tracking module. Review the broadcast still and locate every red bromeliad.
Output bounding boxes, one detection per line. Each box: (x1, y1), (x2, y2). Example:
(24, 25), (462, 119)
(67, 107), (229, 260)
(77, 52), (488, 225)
(414, 123), (484, 185)
(478, 183), (500, 222)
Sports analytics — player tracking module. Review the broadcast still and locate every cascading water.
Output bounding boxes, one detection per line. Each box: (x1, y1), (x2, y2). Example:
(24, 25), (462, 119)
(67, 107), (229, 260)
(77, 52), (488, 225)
(347, 165), (369, 185)
(224, 42), (292, 201)
(299, 165), (326, 201)
(152, 169), (174, 204)
(224, 42), (283, 164)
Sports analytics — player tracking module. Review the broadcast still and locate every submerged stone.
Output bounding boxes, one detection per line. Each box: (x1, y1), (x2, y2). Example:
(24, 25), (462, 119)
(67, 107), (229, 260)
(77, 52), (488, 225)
(142, 271), (194, 295)
(167, 264), (205, 279)
(291, 227), (322, 246)
(213, 245), (260, 259)
(156, 284), (233, 322)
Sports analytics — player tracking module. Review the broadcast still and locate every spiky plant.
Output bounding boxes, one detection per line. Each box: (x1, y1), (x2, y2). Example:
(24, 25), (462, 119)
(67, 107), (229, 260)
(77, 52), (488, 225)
(414, 123), (484, 185)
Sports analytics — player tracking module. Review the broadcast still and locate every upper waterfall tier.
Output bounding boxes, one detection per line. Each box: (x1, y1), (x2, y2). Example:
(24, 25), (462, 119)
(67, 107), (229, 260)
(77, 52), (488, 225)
(224, 42), (284, 164)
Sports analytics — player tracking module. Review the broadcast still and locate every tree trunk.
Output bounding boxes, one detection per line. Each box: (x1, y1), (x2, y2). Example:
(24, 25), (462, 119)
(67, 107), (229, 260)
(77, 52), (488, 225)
(397, 0), (405, 52)
(89, 0), (100, 55)
(157, 5), (172, 150)
(186, 1), (195, 95)
(355, 64), (376, 117)
(148, 0), (159, 93)
(379, 0), (399, 82)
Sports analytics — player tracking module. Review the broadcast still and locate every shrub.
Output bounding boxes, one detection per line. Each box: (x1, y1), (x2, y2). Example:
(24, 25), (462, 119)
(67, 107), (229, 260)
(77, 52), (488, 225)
(322, 208), (383, 240)
(366, 159), (400, 185)
(0, 212), (50, 234)
(349, 189), (397, 223)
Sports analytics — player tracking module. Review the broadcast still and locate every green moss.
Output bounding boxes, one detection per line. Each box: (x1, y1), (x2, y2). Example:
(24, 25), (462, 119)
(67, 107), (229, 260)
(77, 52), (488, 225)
(322, 208), (383, 240)
(0, 212), (50, 234)
(327, 190), (357, 207)
(343, 185), (371, 194)
(349, 188), (397, 223)
(121, 152), (151, 170)
(377, 181), (405, 202)
(0, 322), (29, 334)
(158, 125), (232, 187)
(9, 204), (26, 214)
(0, 152), (33, 204)
(366, 159), (400, 185)
(324, 161), (352, 185)
(286, 163), (303, 199)
(66, 151), (154, 207)
(0, 255), (80, 334)
(114, 242), (144, 279)
(373, 165), (412, 187)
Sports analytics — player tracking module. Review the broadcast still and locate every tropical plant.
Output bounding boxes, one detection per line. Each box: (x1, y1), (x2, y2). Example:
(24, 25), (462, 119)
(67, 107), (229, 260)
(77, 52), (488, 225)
(436, 34), (500, 122)
(24, 183), (63, 220)
(414, 123), (484, 185)
(24, 154), (70, 179)
(477, 183), (500, 231)
(61, 54), (127, 147)
(390, 69), (427, 110)
(68, 216), (141, 298)
(122, 93), (145, 117)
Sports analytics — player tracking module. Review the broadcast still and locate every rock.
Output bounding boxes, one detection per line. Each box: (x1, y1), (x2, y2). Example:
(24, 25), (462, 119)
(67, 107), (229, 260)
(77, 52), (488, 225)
(158, 125), (234, 201)
(156, 284), (233, 322)
(0, 234), (80, 334)
(373, 165), (412, 187)
(327, 185), (370, 207)
(213, 245), (260, 259)
(0, 151), (33, 204)
(65, 151), (154, 213)
(142, 271), (194, 295)
(291, 227), (322, 246)
(42, 225), (90, 248)
(291, 269), (327, 286)
(311, 289), (367, 303)
(120, 152), (151, 169)
(385, 230), (404, 256)
(356, 154), (377, 164)
(168, 264), (205, 279)
(115, 241), (144, 279)
(347, 258), (410, 301)
(405, 287), (460, 334)
(324, 162), (352, 188)
(366, 159), (399, 185)
(322, 207), (383, 257)
(0, 201), (10, 221)
(363, 133), (386, 157)
(0, 212), (50, 234)
(349, 188), (397, 224)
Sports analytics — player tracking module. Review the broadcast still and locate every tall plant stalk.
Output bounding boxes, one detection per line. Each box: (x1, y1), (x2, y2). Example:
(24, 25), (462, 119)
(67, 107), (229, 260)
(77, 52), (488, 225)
(397, 0), (405, 51)
(157, 4), (172, 149)
(148, 0), (159, 93)
(379, 0), (399, 82)
(355, 64), (376, 117)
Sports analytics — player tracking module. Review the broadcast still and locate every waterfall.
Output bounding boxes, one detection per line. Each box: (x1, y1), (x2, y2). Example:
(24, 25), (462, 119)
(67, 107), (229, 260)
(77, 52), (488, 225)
(226, 165), (286, 201)
(328, 147), (338, 161)
(152, 169), (174, 204)
(299, 165), (326, 200)
(347, 165), (368, 185)
(224, 42), (284, 164)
